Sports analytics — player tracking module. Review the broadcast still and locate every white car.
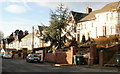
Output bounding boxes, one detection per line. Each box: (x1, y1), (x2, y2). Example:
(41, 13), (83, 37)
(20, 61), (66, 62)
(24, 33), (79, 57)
(0, 53), (4, 57)
(2, 53), (12, 59)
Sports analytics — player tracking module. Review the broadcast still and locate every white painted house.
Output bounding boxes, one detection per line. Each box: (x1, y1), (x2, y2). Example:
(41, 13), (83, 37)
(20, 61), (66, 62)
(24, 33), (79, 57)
(20, 26), (50, 51)
(65, 11), (88, 41)
(7, 26), (50, 51)
(20, 33), (41, 50)
(77, 1), (120, 41)
(7, 39), (20, 50)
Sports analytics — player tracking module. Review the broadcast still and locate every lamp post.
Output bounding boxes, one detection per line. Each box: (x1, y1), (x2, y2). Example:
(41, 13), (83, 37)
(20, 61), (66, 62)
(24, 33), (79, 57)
(32, 26), (34, 53)
(5, 39), (8, 52)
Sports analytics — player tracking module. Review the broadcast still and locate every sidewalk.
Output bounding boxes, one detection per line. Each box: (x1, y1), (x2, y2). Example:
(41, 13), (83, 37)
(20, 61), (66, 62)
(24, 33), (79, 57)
(44, 62), (119, 72)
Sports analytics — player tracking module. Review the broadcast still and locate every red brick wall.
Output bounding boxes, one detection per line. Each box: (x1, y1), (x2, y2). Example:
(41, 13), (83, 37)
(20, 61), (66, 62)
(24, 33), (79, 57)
(89, 44), (98, 65)
(99, 44), (120, 66)
(45, 51), (73, 64)
(13, 54), (23, 59)
(45, 53), (55, 62)
(45, 46), (75, 64)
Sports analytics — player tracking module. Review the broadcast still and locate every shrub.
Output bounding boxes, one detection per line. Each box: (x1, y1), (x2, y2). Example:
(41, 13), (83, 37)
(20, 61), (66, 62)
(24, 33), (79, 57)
(94, 37), (110, 47)
(81, 35), (86, 44)
(94, 36), (119, 47)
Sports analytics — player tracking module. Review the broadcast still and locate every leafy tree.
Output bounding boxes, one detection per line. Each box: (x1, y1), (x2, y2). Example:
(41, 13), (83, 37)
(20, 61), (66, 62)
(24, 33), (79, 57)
(43, 4), (69, 50)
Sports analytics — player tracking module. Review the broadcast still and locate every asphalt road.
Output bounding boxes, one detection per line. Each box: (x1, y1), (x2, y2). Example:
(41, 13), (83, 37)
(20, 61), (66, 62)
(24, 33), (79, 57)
(2, 58), (119, 72)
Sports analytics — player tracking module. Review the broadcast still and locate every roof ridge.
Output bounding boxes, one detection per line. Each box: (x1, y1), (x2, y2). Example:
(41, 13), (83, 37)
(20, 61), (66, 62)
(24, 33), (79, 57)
(118, 1), (120, 8)
(80, 1), (120, 22)
(71, 10), (87, 14)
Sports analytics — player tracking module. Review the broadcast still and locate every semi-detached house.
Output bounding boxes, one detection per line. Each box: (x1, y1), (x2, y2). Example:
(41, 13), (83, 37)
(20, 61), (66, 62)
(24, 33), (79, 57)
(66, 11), (88, 41)
(77, 1), (120, 41)
(7, 26), (50, 51)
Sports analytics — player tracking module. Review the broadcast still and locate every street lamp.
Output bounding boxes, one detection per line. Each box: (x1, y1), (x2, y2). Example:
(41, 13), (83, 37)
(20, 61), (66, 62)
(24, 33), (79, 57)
(5, 39), (8, 52)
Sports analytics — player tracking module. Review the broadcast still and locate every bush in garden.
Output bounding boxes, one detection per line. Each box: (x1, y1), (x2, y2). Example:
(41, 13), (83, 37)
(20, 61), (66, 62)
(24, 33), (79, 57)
(81, 35), (86, 44)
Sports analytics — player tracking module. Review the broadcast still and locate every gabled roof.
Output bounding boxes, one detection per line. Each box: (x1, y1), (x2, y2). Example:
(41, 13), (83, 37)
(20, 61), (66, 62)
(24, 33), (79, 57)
(70, 11), (88, 23)
(80, 1), (120, 22)
(38, 26), (44, 36)
(38, 26), (44, 32)
(22, 33), (38, 39)
(22, 33), (32, 39)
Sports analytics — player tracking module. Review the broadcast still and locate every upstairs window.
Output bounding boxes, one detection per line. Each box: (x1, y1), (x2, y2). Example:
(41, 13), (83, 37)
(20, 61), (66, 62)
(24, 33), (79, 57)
(106, 13), (108, 21)
(84, 24), (86, 29)
(91, 21), (93, 27)
(68, 17), (72, 21)
(97, 15), (99, 22)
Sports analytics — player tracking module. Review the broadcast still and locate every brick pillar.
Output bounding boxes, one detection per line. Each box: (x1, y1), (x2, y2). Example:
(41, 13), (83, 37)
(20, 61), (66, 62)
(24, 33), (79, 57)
(44, 49), (49, 61)
(116, 44), (120, 51)
(70, 46), (76, 64)
(43, 49), (46, 62)
(89, 44), (97, 65)
(99, 50), (104, 66)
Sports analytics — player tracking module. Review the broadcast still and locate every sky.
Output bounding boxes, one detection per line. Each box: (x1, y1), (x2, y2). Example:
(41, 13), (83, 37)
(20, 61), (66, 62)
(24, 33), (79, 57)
(0, 0), (120, 38)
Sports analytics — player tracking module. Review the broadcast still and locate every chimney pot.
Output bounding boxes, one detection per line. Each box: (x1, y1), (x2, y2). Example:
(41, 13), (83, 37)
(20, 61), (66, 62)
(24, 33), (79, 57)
(86, 7), (92, 14)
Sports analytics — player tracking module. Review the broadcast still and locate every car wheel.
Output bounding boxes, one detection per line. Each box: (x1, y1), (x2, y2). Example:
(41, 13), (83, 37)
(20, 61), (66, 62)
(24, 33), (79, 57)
(38, 60), (41, 63)
(28, 59), (31, 63)
(26, 60), (28, 62)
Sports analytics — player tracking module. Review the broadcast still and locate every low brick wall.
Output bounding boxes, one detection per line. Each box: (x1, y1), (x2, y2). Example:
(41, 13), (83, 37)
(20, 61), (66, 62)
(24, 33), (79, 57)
(45, 46), (76, 64)
(89, 44), (98, 65)
(45, 53), (55, 62)
(99, 44), (120, 66)
(13, 54), (23, 59)
(45, 51), (72, 64)
(55, 52), (68, 63)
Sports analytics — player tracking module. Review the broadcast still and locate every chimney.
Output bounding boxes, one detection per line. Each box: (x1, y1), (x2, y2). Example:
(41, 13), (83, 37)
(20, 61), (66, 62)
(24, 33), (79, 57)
(86, 7), (92, 14)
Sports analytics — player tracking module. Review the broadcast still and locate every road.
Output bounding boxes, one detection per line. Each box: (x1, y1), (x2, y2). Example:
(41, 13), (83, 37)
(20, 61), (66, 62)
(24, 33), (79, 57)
(2, 58), (119, 72)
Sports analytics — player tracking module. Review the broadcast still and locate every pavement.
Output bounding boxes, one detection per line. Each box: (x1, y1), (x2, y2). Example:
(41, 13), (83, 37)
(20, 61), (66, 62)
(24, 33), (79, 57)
(44, 62), (119, 72)
(2, 59), (119, 72)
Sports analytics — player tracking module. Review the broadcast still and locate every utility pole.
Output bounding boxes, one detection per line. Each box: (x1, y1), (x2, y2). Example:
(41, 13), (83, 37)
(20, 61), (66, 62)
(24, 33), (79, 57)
(5, 39), (7, 52)
(32, 26), (34, 53)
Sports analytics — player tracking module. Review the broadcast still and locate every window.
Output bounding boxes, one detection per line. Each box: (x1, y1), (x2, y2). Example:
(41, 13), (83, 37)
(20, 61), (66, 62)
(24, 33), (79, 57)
(84, 24), (86, 29)
(77, 24), (80, 27)
(97, 15), (99, 21)
(110, 26), (112, 34)
(103, 26), (106, 36)
(77, 34), (80, 41)
(106, 14), (108, 21)
(91, 21), (93, 27)
(68, 17), (72, 21)
(80, 24), (83, 30)
(111, 13), (113, 18)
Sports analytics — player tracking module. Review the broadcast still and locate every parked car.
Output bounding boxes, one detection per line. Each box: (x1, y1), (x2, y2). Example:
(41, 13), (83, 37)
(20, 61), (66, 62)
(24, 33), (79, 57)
(26, 54), (41, 63)
(36, 53), (42, 58)
(0, 53), (4, 58)
(36, 53), (43, 61)
(2, 53), (12, 59)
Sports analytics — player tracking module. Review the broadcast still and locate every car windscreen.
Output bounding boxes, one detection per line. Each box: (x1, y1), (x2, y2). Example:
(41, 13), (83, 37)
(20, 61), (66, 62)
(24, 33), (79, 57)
(30, 54), (38, 57)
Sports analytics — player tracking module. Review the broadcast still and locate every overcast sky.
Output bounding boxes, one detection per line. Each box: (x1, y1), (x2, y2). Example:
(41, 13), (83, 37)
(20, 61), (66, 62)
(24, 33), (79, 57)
(0, 0), (120, 37)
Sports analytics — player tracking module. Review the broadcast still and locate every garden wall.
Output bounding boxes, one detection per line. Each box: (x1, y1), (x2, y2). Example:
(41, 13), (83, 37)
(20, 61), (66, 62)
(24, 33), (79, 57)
(45, 46), (76, 64)
(99, 44), (120, 66)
